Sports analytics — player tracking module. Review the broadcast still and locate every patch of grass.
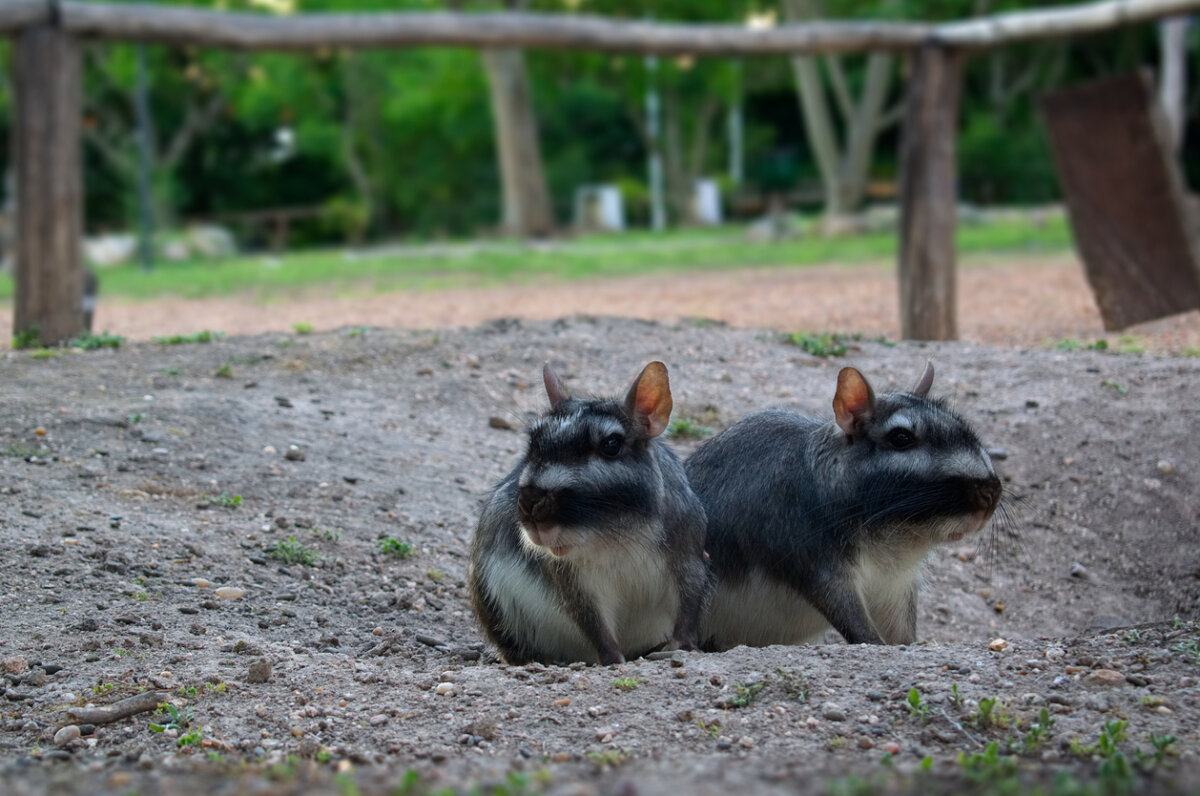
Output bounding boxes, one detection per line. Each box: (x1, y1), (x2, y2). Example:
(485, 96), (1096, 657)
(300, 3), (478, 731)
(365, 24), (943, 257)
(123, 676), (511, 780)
(151, 330), (223, 345)
(0, 218), (1072, 304)
(612, 677), (646, 692)
(1019, 707), (1055, 754)
(948, 682), (963, 709)
(347, 326), (368, 338)
(68, 330), (124, 350)
(202, 492), (242, 508)
(1, 443), (42, 458)
(958, 741), (1018, 784)
(786, 330), (850, 357)
(668, 418), (713, 440)
(149, 703), (194, 733)
(585, 748), (629, 769)
(177, 728), (204, 748)
(906, 688), (929, 722)
(775, 668), (808, 701)
(292, 321), (314, 335)
(1171, 636), (1200, 662)
(268, 535), (320, 566)
(1100, 378), (1128, 395)
(971, 696), (1009, 729)
(13, 326), (41, 349)
(29, 348), (59, 359)
(379, 537), (414, 559)
(727, 680), (765, 709)
(697, 719), (721, 738)
(313, 526), (341, 542)
(1052, 337), (1108, 352)
(214, 362), (234, 379)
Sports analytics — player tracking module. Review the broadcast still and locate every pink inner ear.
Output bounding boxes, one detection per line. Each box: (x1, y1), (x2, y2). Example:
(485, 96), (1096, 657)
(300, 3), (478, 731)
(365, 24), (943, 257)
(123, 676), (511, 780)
(630, 362), (672, 438)
(833, 367), (874, 437)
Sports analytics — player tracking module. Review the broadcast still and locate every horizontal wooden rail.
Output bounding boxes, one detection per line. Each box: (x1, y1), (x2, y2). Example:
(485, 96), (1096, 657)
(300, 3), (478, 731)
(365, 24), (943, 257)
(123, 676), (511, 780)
(4, 0), (1187, 56)
(0, 0), (49, 33)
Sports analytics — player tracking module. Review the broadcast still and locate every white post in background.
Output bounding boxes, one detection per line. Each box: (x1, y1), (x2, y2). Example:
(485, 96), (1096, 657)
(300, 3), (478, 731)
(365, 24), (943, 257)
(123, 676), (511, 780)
(644, 47), (666, 232)
(1159, 16), (1190, 153)
(728, 59), (744, 185)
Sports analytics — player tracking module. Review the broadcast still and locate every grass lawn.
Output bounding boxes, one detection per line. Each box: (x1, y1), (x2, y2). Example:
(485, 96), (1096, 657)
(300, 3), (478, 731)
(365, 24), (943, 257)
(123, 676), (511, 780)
(0, 215), (1072, 303)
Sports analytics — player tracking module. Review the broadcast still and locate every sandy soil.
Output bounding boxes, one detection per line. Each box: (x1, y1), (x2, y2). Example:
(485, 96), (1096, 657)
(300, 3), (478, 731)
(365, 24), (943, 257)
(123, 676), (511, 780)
(0, 307), (1198, 795)
(5, 253), (1199, 353)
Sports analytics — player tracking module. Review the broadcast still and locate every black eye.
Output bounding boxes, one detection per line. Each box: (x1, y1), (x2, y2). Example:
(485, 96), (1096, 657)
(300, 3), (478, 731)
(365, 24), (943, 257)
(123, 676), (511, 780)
(886, 428), (917, 450)
(599, 434), (623, 458)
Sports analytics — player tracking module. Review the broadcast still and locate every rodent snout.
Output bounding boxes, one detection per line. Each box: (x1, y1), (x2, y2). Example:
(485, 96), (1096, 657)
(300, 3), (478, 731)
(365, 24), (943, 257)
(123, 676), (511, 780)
(971, 476), (1003, 515)
(516, 485), (556, 526)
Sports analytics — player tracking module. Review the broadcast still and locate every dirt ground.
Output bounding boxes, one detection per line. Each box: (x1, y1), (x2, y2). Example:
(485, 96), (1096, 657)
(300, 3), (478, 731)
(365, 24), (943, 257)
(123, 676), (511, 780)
(1, 256), (1199, 794)
(4, 252), (1200, 353)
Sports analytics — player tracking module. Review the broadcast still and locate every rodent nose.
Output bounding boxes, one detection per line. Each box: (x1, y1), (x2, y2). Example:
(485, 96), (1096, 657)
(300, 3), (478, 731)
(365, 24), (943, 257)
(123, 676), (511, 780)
(973, 476), (1002, 514)
(517, 485), (555, 525)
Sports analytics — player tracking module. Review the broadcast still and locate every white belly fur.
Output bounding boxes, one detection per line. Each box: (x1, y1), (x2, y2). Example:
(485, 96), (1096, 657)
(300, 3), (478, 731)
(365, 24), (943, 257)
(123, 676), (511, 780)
(705, 549), (929, 649)
(484, 544), (679, 663)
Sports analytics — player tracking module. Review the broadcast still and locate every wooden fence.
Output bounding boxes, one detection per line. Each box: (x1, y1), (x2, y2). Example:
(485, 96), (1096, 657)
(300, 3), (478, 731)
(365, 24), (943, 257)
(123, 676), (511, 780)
(4, 0), (1200, 343)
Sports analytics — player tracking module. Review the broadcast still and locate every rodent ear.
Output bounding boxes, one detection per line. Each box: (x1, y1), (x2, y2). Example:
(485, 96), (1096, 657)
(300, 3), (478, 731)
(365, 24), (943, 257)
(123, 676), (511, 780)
(911, 360), (935, 398)
(543, 363), (570, 410)
(625, 361), (673, 439)
(833, 367), (875, 438)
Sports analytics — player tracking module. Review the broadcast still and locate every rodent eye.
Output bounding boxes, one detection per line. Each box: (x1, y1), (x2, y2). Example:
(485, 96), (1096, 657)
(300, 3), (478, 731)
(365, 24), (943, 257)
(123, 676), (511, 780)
(886, 427), (917, 450)
(599, 434), (623, 458)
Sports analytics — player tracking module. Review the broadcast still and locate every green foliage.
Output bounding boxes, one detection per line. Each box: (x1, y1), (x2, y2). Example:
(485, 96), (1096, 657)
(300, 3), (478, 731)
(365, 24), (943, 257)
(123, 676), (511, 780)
(292, 321), (314, 335)
(787, 331), (849, 358)
(1020, 707), (1055, 753)
(202, 492), (242, 508)
(958, 741), (1018, 783)
(612, 677), (645, 692)
(728, 681), (765, 709)
(68, 330), (125, 350)
(149, 703), (194, 733)
(906, 688), (929, 722)
(152, 330), (223, 345)
(971, 697), (1009, 729)
(668, 418), (713, 440)
(268, 535), (320, 566)
(1170, 636), (1200, 662)
(379, 537), (414, 559)
(13, 327), (41, 350)
(775, 668), (808, 701)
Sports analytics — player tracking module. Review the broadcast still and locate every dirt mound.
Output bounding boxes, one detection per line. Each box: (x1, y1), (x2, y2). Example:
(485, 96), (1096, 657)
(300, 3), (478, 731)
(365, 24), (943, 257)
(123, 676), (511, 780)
(0, 317), (1197, 794)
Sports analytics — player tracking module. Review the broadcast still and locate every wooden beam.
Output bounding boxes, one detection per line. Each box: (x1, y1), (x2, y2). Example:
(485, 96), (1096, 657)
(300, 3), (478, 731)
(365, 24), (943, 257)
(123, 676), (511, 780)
(55, 0), (1200, 56)
(0, 0), (48, 34)
(13, 24), (85, 346)
(1040, 72), (1200, 330)
(898, 44), (964, 341)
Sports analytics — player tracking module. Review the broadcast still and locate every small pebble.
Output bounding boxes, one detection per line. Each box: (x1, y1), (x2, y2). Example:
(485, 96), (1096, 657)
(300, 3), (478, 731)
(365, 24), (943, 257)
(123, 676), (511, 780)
(554, 698), (570, 707)
(1157, 459), (1174, 475)
(3, 657), (27, 676)
(820, 703), (846, 722)
(435, 683), (454, 696)
(246, 659), (272, 684)
(488, 417), (515, 431)
(738, 736), (755, 749)
(53, 725), (80, 746)
(857, 737), (875, 750)
(1082, 669), (1125, 688)
(192, 578), (212, 589)
(882, 741), (901, 755)
(369, 714), (388, 726)
(285, 446), (306, 462)
(989, 638), (1008, 652)
(215, 587), (244, 600)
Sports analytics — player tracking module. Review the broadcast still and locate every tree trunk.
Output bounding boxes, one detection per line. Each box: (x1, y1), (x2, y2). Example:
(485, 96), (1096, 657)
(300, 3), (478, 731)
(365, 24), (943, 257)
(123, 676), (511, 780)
(13, 25), (85, 346)
(1159, 16), (1189, 152)
(785, 0), (897, 223)
(898, 45), (963, 341)
(481, 47), (554, 238)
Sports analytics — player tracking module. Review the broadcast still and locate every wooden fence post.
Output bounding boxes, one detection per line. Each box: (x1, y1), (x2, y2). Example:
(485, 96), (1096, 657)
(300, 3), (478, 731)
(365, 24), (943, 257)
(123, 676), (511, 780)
(897, 44), (963, 341)
(13, 23), (85, 346)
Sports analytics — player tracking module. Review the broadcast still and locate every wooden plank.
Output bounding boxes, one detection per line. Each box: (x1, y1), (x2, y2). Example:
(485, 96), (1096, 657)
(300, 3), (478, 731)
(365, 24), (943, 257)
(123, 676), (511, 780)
(0, 0), (48, 34)
(897, 44), (963, 341)
(13, 24), (85, 346)
(55, 0), (1200, 55)
(1040, 71), (1200, 330)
